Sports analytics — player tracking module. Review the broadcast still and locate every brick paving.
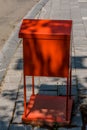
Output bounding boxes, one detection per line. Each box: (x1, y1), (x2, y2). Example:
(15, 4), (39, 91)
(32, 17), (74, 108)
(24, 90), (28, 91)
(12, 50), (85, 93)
(1, 0), (87, 130)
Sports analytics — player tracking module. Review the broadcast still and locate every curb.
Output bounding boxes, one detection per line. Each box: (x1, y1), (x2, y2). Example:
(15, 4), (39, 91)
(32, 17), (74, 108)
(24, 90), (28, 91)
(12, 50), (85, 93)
(0, 0), (49, 83)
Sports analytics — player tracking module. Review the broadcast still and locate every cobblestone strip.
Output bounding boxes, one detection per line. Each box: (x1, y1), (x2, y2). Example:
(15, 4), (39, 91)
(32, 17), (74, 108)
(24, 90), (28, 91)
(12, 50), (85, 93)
(0, 43), (23, 130)
(1, 0), (86, 129)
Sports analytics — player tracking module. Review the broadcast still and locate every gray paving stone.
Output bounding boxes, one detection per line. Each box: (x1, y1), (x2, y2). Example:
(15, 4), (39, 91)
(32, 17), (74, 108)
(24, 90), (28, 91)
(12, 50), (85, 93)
(2, 45), (16, 60)
(76, 77), (87, 104)
(0, 96), (15, 123)
(76, 70), (87, 79)
(9, 124), (32, 130)
(34, 127), (48, 130)
(6, 69), (22, 75)
(74, 49), (87, 57)
(0, 70), (6, 80)
(25, 76), (40, 87)
(58, 128), (67, 130)
(0, 87), (18, 103)
(40, 84), (57, 90)
(77, 79), (87, 91)
(71, 6), (82, 23)
(73, 25), (86, 37)
(71, 111), (83, 126)
(61, 3), (70, 9)
(75, 49), (87, 55)
(24, 0), (49, 19)
(14, 52), (22, 58)
(72, 128), (82, 130)
(10, 56), (22, 64)
(12, 102), (23, 123)
(73, 23), (84, 30)
(3, 75), (21, 83)
(12, 83), (31, 123)
(39, 77), (59, 85)
(73, 37), (87, 45)
(74, 56), (87, 69)
(72, 18), (82, 24)
(2, 84), (18, 92)
(51, 10), (70, 20)
(83, 19), (87, 25)
(10, 63), (23, 72)
(50, 0), (71, 19)
(83, 19), (87, 36)
(78, 0), (87, 2)
(70, 0), (78, 5)
(81, 8), (87, 17)
(39, 90), (57, 96)
(42, 76), (76, 86)
(80, 98), (87, 104)
(73, 30), (86, 38)
(79, 1), (87, 8)
(8, 63), (19, 69)
(59, 128), (82, 130)
(50, 0), (60, 11)
(13, 105), (23, 123)
(0, 66), (21, 123)
(0, 124), (8, 130)
(71, 6), (81, 17)
(38, 0), (51, 19)
(67, 128), (81, 130)
(39, 84), (77, 96)
(75, 45), (87, 50)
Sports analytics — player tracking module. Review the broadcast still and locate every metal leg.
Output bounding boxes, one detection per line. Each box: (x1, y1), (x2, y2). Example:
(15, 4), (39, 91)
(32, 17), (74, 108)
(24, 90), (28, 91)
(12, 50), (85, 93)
(24, 75), (27, 117)
(69, 69), (72, 98)
(66, 77), (69, 121)
(32, 76), (35, 95)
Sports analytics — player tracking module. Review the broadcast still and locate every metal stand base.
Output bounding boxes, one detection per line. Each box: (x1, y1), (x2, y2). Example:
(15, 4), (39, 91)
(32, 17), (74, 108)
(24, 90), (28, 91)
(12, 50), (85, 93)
(22, 94), (73, 126)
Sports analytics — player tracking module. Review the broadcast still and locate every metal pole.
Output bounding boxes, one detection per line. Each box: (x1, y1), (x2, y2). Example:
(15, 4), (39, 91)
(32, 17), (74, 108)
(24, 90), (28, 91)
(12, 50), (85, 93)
(32, 76), (35, 95)
(66, 77), (69, 121)
(24, 75), (27, 116)
(69, 69), (72, 98)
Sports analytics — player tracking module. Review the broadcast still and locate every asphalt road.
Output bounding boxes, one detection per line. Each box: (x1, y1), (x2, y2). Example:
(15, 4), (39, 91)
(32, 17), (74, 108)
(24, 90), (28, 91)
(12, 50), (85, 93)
(0, 0), (39, 50)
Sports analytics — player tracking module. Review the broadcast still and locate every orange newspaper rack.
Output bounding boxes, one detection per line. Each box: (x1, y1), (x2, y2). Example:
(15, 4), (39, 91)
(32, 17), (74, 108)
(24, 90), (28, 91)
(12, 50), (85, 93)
(19, 19), (73, 126)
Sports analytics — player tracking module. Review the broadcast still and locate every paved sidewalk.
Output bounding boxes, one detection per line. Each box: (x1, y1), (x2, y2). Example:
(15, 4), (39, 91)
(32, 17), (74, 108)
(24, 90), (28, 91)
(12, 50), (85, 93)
(0, 0), (87, 130)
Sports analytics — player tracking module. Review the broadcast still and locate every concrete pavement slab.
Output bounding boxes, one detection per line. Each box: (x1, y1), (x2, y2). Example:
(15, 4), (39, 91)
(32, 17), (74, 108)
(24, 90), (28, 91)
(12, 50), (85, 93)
(71, 111), (83, 127)
(9, 124), (32, 130)
(59, 128), (81, 130)
(83, 19), (87, 36)
(0, 124), (8, 130)
(33, 128), (48, 130)
(78, 0), (87, 2)
(36, 0), (51, 19)
(70, 0), (79, 6)
(1, 0), (87, 129)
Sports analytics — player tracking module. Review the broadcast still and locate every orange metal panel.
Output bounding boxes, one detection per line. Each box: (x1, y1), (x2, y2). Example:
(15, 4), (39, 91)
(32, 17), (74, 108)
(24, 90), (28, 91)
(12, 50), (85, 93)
(23, 38), (70, 77)
(19, 19), (72, 77)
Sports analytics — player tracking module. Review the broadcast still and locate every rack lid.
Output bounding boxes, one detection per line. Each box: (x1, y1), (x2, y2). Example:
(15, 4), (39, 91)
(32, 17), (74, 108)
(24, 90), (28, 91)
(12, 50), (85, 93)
(19, 19), (72, 40)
